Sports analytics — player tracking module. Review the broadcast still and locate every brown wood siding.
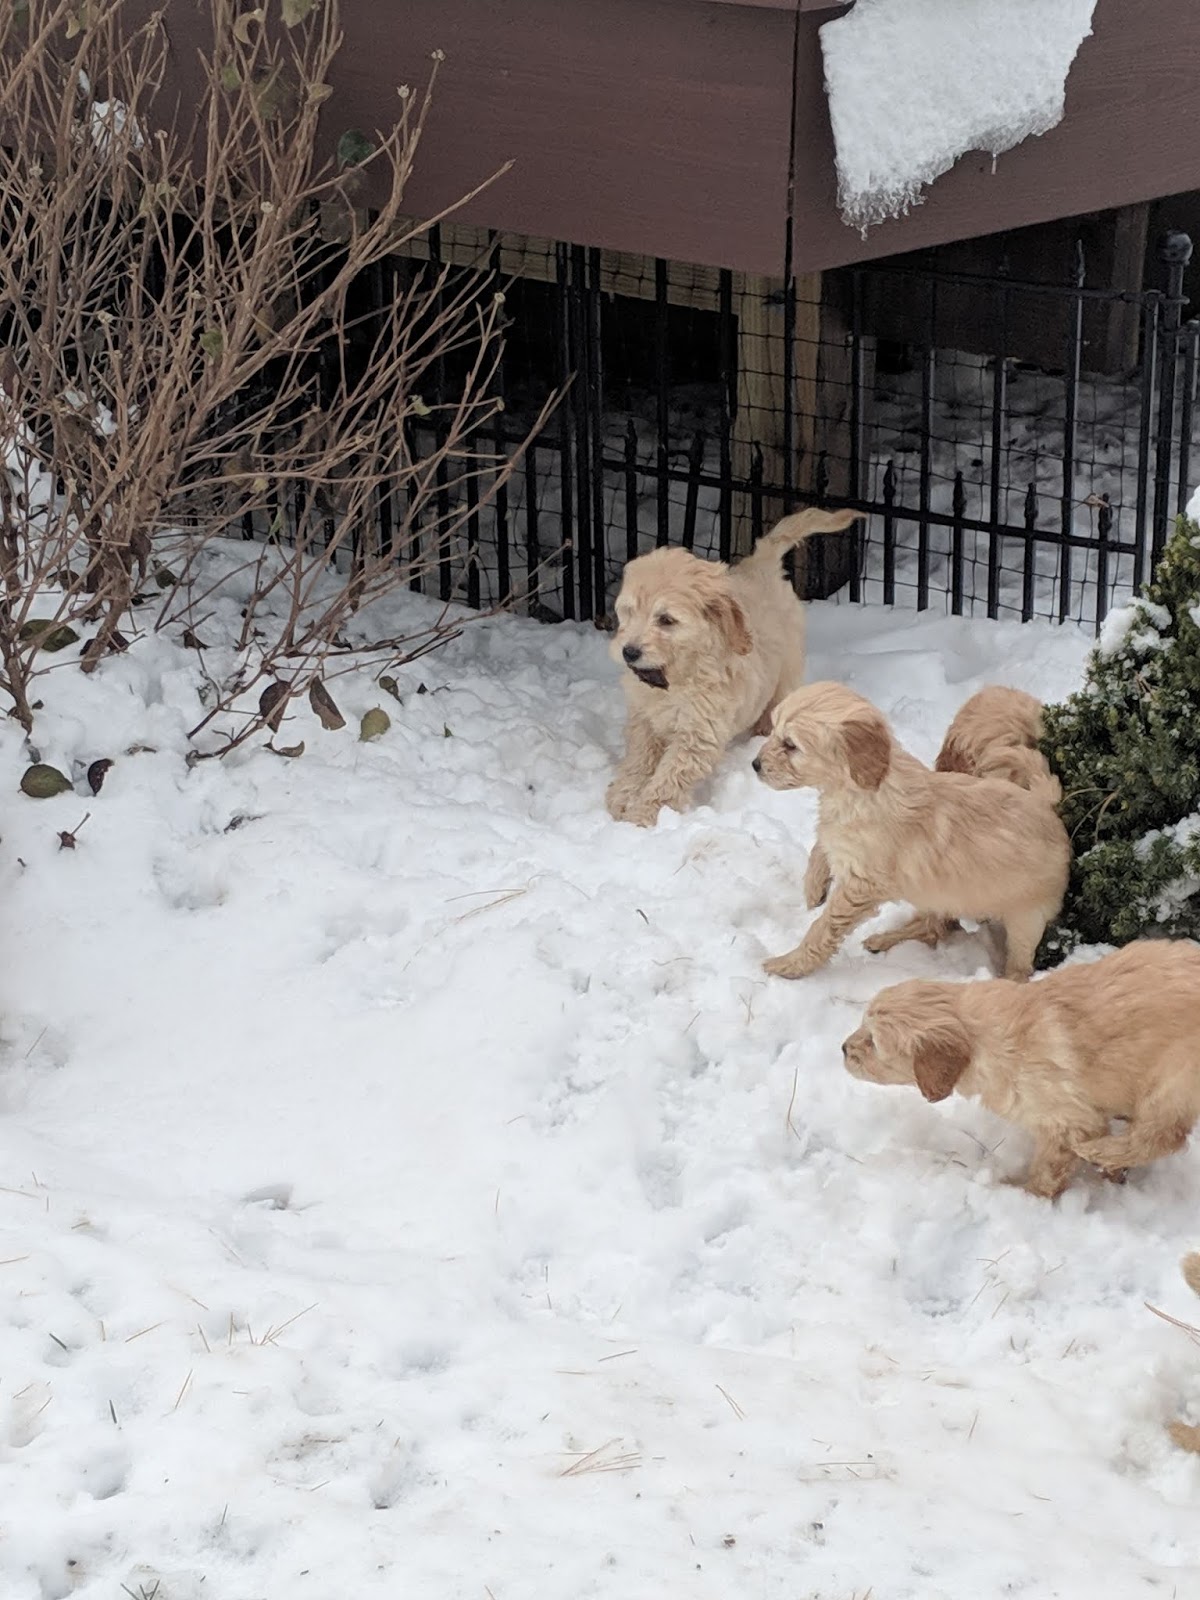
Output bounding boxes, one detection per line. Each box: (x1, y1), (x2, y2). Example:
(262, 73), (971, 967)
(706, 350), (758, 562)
(152, 0), (1200, 277)
(334, 0), (798, 278)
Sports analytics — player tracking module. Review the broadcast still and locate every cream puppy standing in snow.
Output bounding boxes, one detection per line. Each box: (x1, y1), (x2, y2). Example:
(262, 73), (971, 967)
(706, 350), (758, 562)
(841, 940), (1200, 1199)
(606, 507), (862, 828)
(752, 681), (1070, 981)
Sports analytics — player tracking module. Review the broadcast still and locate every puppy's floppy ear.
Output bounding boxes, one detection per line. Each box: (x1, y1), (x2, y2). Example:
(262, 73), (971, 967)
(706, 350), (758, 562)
(842, 712), (891, 790)
(912, 1019), (972, 1103)
(703, 592), (752, 657)
(934, 734), (969, 774)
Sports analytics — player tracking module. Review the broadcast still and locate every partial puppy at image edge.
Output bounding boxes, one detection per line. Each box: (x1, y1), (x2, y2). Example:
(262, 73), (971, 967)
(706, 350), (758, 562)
(1168, 1251), (1200, 1453)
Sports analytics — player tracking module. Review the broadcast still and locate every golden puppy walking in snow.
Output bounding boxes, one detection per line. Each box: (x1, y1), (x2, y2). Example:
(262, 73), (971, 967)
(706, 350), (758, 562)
(605, 507), (861, 828)
(935, 684), (1061, 803)
(879, 686), (1064, 953)
(841, 940), (1200, 1198)
(752, 682), (1070, 980)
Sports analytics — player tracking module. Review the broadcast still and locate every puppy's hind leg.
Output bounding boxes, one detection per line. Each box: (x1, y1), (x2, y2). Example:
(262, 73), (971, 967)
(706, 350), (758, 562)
(1075, 1113), (1192, 1176)
(864, 912), (956, 956)
(999, 908), (1050, 981)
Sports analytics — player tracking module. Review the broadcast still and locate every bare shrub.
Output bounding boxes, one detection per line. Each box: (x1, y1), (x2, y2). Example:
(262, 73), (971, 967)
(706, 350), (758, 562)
(0, 0), (552, 741)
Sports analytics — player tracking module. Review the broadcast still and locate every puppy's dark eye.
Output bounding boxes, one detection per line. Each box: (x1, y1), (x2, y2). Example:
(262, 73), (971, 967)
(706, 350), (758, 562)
(781, 737), (797, 753)
(657, 614), (676, 628)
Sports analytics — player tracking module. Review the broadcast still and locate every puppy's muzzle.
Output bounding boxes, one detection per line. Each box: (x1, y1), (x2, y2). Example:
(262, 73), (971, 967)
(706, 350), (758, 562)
(622, 645), (668, 690)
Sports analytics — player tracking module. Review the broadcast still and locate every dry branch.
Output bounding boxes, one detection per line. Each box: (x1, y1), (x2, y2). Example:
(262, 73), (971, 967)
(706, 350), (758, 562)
(0, 0), (557, 741)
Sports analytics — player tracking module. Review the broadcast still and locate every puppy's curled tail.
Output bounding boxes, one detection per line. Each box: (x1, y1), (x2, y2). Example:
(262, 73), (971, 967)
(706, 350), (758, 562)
(743, 506), (864, 575)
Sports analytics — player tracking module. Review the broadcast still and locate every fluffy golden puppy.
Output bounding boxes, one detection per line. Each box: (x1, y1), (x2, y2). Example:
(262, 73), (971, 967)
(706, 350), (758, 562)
(752, 682), (1070, 980)
(605, 507), (862, 828)
(881, 687), (1063, 953)
(935, 685), (1061, 804)
(841, 940), (1200, 1198)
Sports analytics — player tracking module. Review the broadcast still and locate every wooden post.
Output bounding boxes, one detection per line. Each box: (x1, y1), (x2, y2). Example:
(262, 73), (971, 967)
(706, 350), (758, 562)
(730, 272), (822, 555)
(730, 271), (866, 598)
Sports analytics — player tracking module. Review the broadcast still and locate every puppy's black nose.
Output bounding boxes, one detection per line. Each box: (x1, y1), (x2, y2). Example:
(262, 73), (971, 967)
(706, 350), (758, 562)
(622, 644), (642, 664)
(751, 756), (762, 774)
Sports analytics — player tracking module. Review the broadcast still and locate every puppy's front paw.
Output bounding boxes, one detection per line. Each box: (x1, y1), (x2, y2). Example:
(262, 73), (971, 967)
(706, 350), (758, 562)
(1019, 1174), (1068, 1201)
(763, 948), (823, 980)
(605, 781), (633, 821)
(621, 798), (662, 829)
(862, 931), (890, 955)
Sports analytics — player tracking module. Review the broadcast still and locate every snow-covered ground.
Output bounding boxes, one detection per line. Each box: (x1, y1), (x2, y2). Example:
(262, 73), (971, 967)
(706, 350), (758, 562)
(2, 583), (1200, 1600)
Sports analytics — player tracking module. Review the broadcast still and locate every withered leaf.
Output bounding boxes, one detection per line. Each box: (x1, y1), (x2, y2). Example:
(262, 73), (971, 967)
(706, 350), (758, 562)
(86, 758), (113, 795)
(232, 8), (264, 46)
(268, 740), (305, 759)
(336, 128), (375, 168)
(1168, 1421), (1200, 1454)
(259, 681), (290, 732)
(308, 678), (346, 731)
(20, 763), (72, 799)
(379, 675), (401, 702)
(20, 620), (79, 652)
(154, 568), (177, 588)
(359, 707), (390, 742)
(182, 629), (207, 650)
(199, 329), (224, 359)
(281, 0), (316, 24)
(253, 64), (299, 120)
(317, 199), (351, 246)
(40, 625), (80, 652)
(442, 724), (453, 738)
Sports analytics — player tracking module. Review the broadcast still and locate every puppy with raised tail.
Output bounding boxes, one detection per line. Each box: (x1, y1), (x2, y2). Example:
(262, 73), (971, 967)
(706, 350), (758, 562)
(606, 507), (862, 828)
(752, 682), (1070, 980)
(841, 940), (1200, 1198)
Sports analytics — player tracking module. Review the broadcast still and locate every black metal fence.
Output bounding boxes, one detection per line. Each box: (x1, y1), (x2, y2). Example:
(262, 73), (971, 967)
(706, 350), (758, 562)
(392, 226), (1200, 630)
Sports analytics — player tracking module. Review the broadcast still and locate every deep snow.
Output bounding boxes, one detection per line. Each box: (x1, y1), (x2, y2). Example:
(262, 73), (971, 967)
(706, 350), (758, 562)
(1, 584), (1199, 1600)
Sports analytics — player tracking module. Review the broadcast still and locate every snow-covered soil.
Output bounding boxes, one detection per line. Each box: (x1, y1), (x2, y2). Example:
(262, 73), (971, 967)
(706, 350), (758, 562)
(2, 590), (1199, 1599)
